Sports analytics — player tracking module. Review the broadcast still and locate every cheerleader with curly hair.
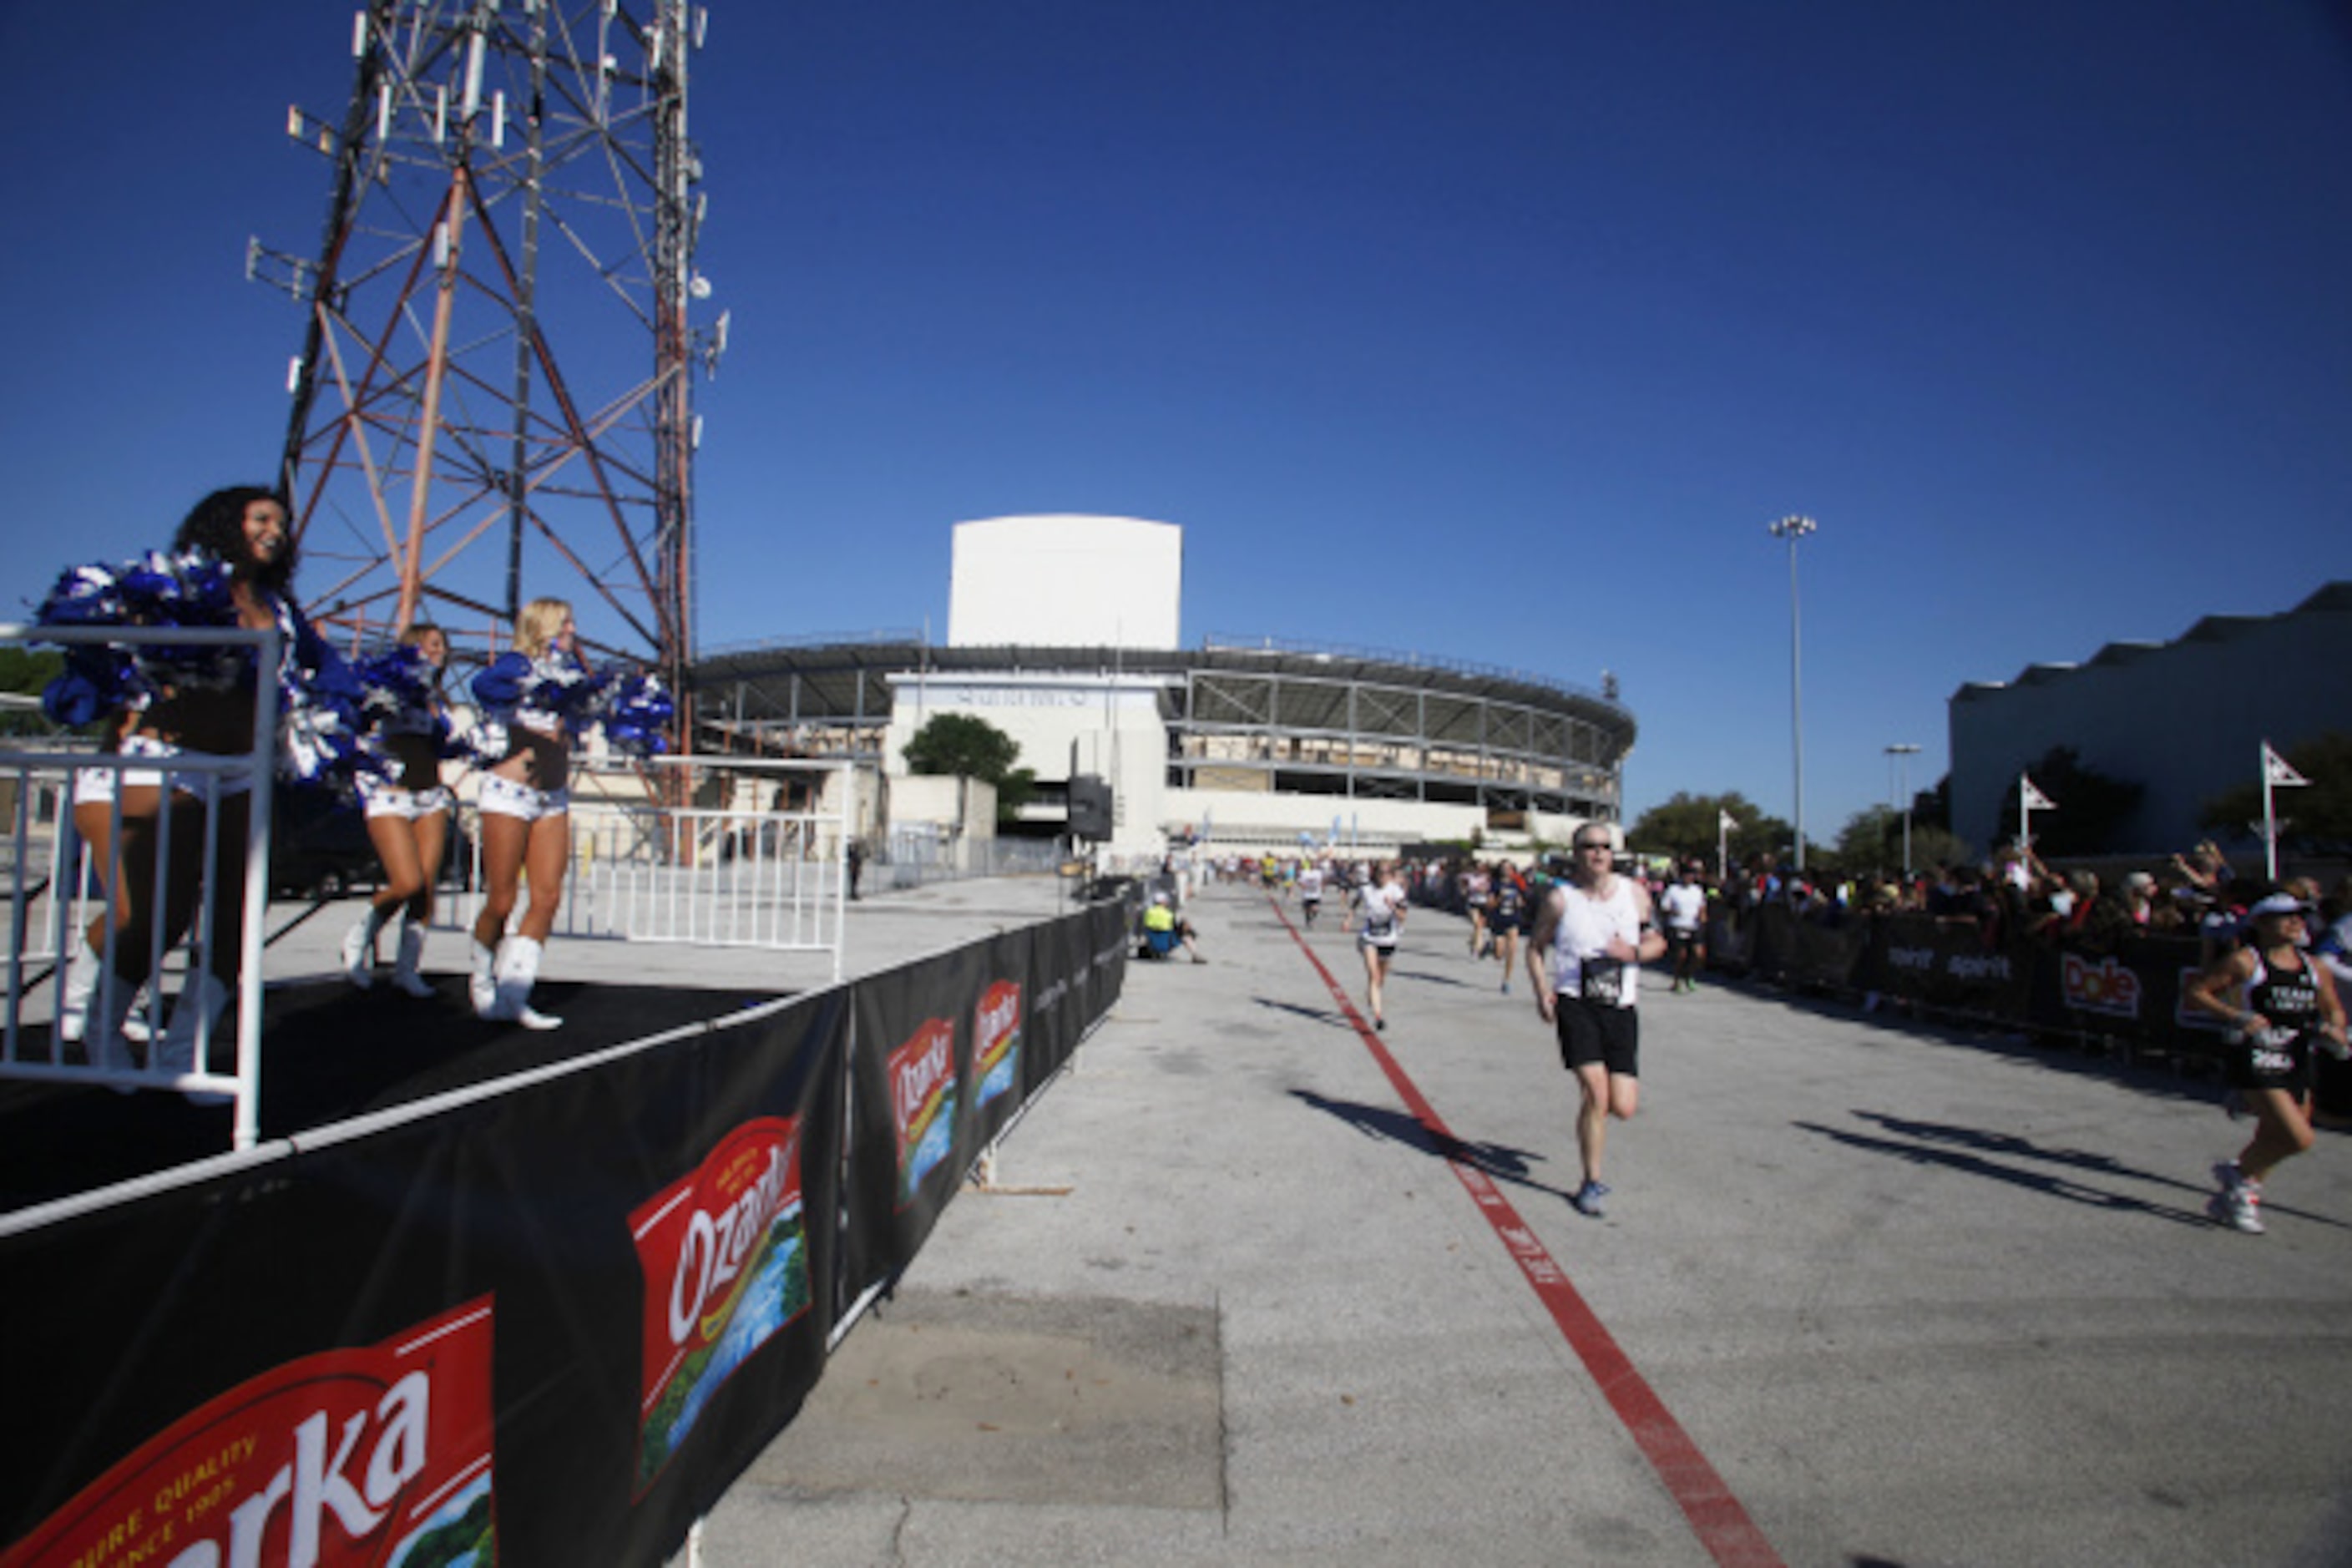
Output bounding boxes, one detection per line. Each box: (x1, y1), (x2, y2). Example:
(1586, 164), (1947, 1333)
(45, 485), (352, 1099)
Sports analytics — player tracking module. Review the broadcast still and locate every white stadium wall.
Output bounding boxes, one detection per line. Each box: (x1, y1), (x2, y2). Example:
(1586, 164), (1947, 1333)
(948, 515), (1182, 650)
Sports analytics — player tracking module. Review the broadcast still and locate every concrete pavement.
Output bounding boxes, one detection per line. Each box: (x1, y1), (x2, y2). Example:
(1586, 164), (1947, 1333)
(670, 878), (2352, 1568)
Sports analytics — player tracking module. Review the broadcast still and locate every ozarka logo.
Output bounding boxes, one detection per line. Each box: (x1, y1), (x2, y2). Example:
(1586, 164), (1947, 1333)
(630, 1117), (808, 1491)
(3, 1298), (496, 1568)
(974, 980), (1022, 1109)
(891, 1017), (958, 1206)
(2061, 953), (2142, 1019)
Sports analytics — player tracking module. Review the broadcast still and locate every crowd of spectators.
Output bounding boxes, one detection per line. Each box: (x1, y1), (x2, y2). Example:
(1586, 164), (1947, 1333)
(1166, 839), (2349, 993)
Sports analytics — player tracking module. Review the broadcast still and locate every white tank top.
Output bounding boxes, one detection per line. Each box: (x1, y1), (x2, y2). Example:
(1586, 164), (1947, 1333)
(1550, 878), (1642, 1008)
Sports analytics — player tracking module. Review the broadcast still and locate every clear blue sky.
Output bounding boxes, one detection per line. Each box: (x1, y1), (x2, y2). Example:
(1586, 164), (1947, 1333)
(3, 2), (2347, 847)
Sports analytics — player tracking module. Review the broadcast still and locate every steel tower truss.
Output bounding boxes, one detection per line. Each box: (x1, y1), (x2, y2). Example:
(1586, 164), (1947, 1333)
(251, 0), (720, 701)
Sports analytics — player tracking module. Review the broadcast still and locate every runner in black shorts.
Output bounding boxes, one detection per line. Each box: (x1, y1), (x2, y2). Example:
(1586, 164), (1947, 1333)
(2187, 889), (2349, 1233)
(1528, 827), (1665, 1217)
(1488, 862), (1526, 995)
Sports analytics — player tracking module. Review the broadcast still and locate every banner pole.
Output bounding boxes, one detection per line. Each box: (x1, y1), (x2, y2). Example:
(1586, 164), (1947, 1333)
(2262, 741), (2278, 882)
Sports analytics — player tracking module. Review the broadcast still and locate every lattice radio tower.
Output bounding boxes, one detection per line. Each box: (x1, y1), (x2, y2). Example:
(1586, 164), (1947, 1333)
(250, 0), (723, 717)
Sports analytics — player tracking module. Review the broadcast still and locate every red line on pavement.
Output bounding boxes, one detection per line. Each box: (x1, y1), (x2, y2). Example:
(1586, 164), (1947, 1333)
(1270, 895), (1783, 1568)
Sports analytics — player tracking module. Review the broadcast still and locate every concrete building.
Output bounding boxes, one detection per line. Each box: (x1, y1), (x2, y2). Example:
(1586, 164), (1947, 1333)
(694, 515), (1638, 860)
(1949, 581), (2351, 857)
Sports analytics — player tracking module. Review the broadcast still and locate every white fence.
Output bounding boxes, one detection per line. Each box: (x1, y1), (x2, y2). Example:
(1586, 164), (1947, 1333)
(447, 755), (855, 984)
(1, 625), (279, 1151)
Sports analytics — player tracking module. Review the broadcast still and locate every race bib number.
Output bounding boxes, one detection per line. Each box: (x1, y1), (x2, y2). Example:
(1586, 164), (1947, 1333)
(1581, 959), (1624, 1007)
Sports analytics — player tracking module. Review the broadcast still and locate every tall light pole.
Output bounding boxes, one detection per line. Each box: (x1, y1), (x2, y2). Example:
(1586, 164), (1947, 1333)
(1768, 514), (1818, 872)
(1886, 742), (1920, 878)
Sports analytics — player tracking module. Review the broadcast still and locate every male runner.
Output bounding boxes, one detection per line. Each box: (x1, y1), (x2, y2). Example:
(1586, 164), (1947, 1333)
(1528, 826), (1666, 1216)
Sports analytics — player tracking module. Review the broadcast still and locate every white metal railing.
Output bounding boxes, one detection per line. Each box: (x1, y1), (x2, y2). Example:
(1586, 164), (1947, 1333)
(444, 755), (854, 984)
(0, 624), (279, 1150)
(882, 827), (1064, 890)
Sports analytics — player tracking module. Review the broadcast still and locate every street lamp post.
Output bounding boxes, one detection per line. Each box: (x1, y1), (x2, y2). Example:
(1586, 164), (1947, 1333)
(1886, 742), (1920, 878)
(1768, 514), (1818, 873)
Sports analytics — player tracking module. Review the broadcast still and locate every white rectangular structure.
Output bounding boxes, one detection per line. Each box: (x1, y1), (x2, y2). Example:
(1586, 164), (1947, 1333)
(948, 515), (1181, 650)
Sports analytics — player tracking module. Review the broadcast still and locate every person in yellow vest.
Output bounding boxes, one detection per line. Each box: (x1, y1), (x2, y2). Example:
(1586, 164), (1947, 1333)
(1143, 892), (1206, 963)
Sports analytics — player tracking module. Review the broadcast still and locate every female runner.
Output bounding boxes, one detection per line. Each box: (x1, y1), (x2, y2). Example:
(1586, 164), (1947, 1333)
(2188, 889), (2348, 1232)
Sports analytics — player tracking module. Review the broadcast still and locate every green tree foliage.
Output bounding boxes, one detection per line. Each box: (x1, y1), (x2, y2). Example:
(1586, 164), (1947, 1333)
(1831, 803), (1973, 874)
(1627, 792), (1790, 864)
(1910, 772), (1950, 831)
(903, 712), (1021, 781)
(0, 648), (64, 737)
(1992, 746), (2144, 855)
(901, 713), (1036, 826)
(2199, 731), (2352, 852)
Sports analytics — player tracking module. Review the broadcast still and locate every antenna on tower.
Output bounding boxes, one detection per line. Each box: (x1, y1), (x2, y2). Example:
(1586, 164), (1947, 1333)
(255, 0), (726, 725)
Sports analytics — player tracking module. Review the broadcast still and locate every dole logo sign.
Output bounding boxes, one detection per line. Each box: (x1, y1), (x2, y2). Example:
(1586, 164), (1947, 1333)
(630, 1117), (809, 1490)
(891, 1017), (959, 1206)
(2060, 953), (2141, 1019)
(974, 979), (1022, 1109)
(4, 1298), (496, 1568)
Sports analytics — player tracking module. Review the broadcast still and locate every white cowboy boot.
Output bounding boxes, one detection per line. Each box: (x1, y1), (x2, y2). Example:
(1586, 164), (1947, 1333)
(156, 973), (234, 1105)
(341, 903), (390, 989)
(57, 938), (102, 1044)
(390, 918), (436, 999)
(493, 936), (563, 1031)
(68, 944), (142, 1086)
(469, 938), (502, 1019)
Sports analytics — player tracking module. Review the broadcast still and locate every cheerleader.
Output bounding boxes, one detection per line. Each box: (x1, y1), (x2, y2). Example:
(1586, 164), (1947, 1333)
(467, 598), (593, 1029)
(341, 624), (457, 997)
(42, 485), (355, 1098)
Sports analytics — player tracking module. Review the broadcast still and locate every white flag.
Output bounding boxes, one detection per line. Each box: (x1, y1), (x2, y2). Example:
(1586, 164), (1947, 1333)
(2263, 743), (2310, 788)
(2021, 775), (2056, 811)
(1718, 810), (1737, 833)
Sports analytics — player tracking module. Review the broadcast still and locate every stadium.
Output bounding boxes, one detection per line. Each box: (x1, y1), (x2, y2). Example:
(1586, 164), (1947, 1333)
(690, 515), (1638, 858)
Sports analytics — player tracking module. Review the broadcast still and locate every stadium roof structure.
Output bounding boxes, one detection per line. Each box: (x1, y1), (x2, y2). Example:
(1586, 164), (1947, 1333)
(692, 632), (1638, 819)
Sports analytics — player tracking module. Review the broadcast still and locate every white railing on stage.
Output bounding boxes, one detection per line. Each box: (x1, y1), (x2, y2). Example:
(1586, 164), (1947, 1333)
(0, 624), (279, 1151)
(445, 754), (855, 984)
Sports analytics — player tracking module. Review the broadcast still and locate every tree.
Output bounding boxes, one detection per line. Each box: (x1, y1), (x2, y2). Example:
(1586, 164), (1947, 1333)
(901, 712), (1036, 826)
(1627, 792), (1789, 866)
(1991, 746), (2144, 856)
(1910, 773), (1950, 832)
(2198, 731), (2352, 854)
(0, 647), (64, 737)
(1834, 804), (1901, 873)
(903, 712), (1020, 781)
(1832, 802), (1972, 876)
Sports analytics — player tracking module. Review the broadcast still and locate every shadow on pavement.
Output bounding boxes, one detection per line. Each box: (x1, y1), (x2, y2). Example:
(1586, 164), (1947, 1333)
(1252, 996), (1354, 1030)
(1794, 1111), (2352, 1231)
(1290, 1087), (1576, 1206)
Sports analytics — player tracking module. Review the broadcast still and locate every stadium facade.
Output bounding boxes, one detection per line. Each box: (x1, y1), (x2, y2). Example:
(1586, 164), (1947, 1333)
(692, 516), (1638, 857)
(1949, 580), (2350, 857)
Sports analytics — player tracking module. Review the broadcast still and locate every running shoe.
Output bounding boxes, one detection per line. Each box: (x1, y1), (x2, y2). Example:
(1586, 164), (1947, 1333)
(1570, 1179), (1610, 1217)
(2208, 1164), (2263, 1232)
(2207, 1186), (2263, 1234)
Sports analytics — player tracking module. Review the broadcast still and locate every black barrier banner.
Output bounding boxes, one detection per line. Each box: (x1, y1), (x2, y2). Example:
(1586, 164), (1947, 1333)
(1, 989), (848, 1568)
(842, 939), (983, 1306)
(965, 928), (1034, 1156)
(1855, 913), (2028, 1017)
(1023, 909), (1085, 1100)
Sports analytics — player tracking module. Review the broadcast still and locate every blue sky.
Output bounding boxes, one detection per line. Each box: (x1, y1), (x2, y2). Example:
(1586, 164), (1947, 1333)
(2, 2), (2346, 847)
